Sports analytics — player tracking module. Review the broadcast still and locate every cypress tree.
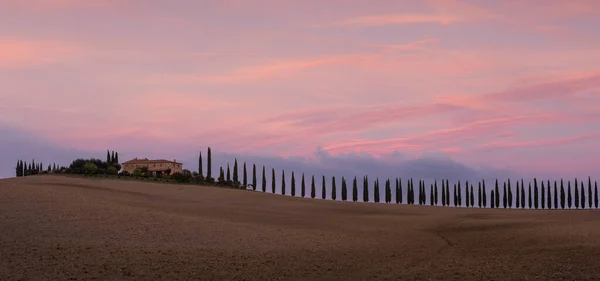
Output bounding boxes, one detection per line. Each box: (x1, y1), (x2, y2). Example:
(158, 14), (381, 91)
(206, 147), (212, 181)
(332, 176), (337, 200)
(483, 180), (487, 208)
(521, 181), (525, 209)
(271, 168), (276, 193)
(291, 172), (296, 197)
(508, 179), (513, 208)
(560, 179), (566, 209)
(442, 180), (446, 206)
(574, 179), (579, 209)
(478, 182), (482, 208)
(47, 164), (51, 172)
(219, 167), (225, 182)
(516, 181), (520, 209)
(534, 179), (539, 209)
(322, 176), (326, 200)
(581, 181), (585, 209)
(547, 180), (551, 209)
(233, 159), (239, 183)
(470, 185), (474, 207)
(528, 182), (532, 209)
(111, 150), (115, 163)
(408, 179), (412, 204)
(541, 181), (545, 209)
(430, 184), (434, 206)
(434, 180), (438, 206)
(444, 179), (449, 206)
(453, 184), (457, 207)
(115, 152), (119, 165)
(106, 150), (110, 163)
(588, 177), (593, 209)
(363, 176), (369, 202)
(374, 178), (380, 203)
(594, 181), (598, 209)
(301, 173), (306, 198)
(252, 164), (257, 191)
(15, 160), (20, 177)
(261, 166), (266, 192)
(465, 180), (470, 207)
(399, 178), (403, 204)
(567, 180), (572, 209)
(198, 152), (203, 177)
(243, 162), (248, 189)
(226, 163), (231, 182)
(341, 177), (347, 201)
(503, 182), (507, 208)
(418, 180), (423, 205)
(281, 170), (286, 195)
(395, 179), (400, 204)
(352, 176), (358, 202)
(554, 181), (558, 209)
(494, 179), (500, 208)
(491, 190), (495, 209)
(384, 179), (389, 203)
(311, 175), (316, 198)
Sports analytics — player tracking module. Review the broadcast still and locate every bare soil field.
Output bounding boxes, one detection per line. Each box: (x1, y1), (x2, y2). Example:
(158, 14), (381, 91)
(1, 175), (600, 280)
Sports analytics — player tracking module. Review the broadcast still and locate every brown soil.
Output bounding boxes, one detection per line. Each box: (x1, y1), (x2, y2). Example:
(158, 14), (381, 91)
(1, 175), (600, 280)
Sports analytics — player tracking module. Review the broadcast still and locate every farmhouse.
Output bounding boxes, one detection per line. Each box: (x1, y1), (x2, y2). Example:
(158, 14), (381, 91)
(121, 158), (183, 176)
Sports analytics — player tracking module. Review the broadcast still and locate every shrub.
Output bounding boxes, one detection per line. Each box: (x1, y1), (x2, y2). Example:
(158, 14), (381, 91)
(106, 166), (118, 175)
(83, 162), (98, 175)
(120, 171), (130, 176)
(132, 168), (143, 177)
(171, 172), (190, 183)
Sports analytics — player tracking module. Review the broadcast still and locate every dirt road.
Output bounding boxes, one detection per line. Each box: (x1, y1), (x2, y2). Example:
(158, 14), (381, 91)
(1, 175), (599, 280)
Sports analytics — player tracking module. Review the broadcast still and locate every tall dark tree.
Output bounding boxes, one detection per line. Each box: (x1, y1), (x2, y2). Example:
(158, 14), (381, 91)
(580, 181), (586, 209)
(363, 176), (369, 202)
(15, 160), (20, 177)
(384, 179), (390, 203)
(483, 180), (487, 208)
(226, 163), (231, 182)
(206, 147), (212, 181)
(106, 150), (110, 163)
(395, 179), (400, 204)
(261, 166), (266, 192)
(560, 179), (566, 209)
(233, 159), (239, 183)
(418, 180), (423, 205)
(494, 179), (500, 208)
(574, 179), (579, 209)
(341, 177), (347, 201)
(332, 176), (337, 200)
(534, 179), (539, 209)
(111, 151), (115, 163)
(198, 152), (203, 177)
(503, 182), (507, 208)
(508, 179), (513, 208)
(114, 152), (119, 165)
(567, 180), (572, 209)
(252, 164), (257, 191)
(430, 184), (435, 206)
(465, 180), (470, 207)
(516, 181), (520, 209)
(291, 172), (296, 197)
(528, 182), (532, 209)
(470, 185), (474, 207)
(554, 181), (558, 209)
(301, 173), (306, 198)
(491, 190), (495, 209)
(521, 183), (525, 209)
(374, 178), (380, 203)
(457, 181), (462, 207)
(243, 162), (248, 189)
(322, 176), (326, 200)
(219, 167), (225, 182)
(271, 168), (276, 193)
(311, 175), (316, 199)
(352, 176), (358, 202)
(434, 180), (438, 206)
(547, 180), (551, 209)
(453, 184), (457, 207)
(281, 170), (286, 195)
(478, 182), (482, 208)
(541, 181), (545, 209)
(408, 179), (413, 204)
(588, 177), (593, 209)
(442, 180), (446, 207)
(399, 178), (403, 204)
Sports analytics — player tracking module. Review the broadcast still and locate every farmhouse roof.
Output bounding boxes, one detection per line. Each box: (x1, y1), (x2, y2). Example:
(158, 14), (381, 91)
(122, 158), (182, 165)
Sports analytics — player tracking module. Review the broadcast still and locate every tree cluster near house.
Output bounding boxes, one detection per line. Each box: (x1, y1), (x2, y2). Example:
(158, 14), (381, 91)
(15, 147), (600, 210)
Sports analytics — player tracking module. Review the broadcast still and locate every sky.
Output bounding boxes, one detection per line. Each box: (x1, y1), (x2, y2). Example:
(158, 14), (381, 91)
(1, 0), (599, 180)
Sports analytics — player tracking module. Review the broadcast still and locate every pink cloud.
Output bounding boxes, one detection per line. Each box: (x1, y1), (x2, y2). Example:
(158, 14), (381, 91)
(477, 132), (600, 150)
(0, 39), (81, 68)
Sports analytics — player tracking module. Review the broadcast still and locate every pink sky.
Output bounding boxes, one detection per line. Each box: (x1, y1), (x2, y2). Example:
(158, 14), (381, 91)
(1, 0), (599, 175)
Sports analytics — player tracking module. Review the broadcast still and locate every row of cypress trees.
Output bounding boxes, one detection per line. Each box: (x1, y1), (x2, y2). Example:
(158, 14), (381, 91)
(196, 148), (599, 210)
(15, 159), (62, 177)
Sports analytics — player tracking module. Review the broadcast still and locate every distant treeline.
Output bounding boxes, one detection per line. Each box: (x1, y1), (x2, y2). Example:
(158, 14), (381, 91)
(16, 148), (600, 210)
